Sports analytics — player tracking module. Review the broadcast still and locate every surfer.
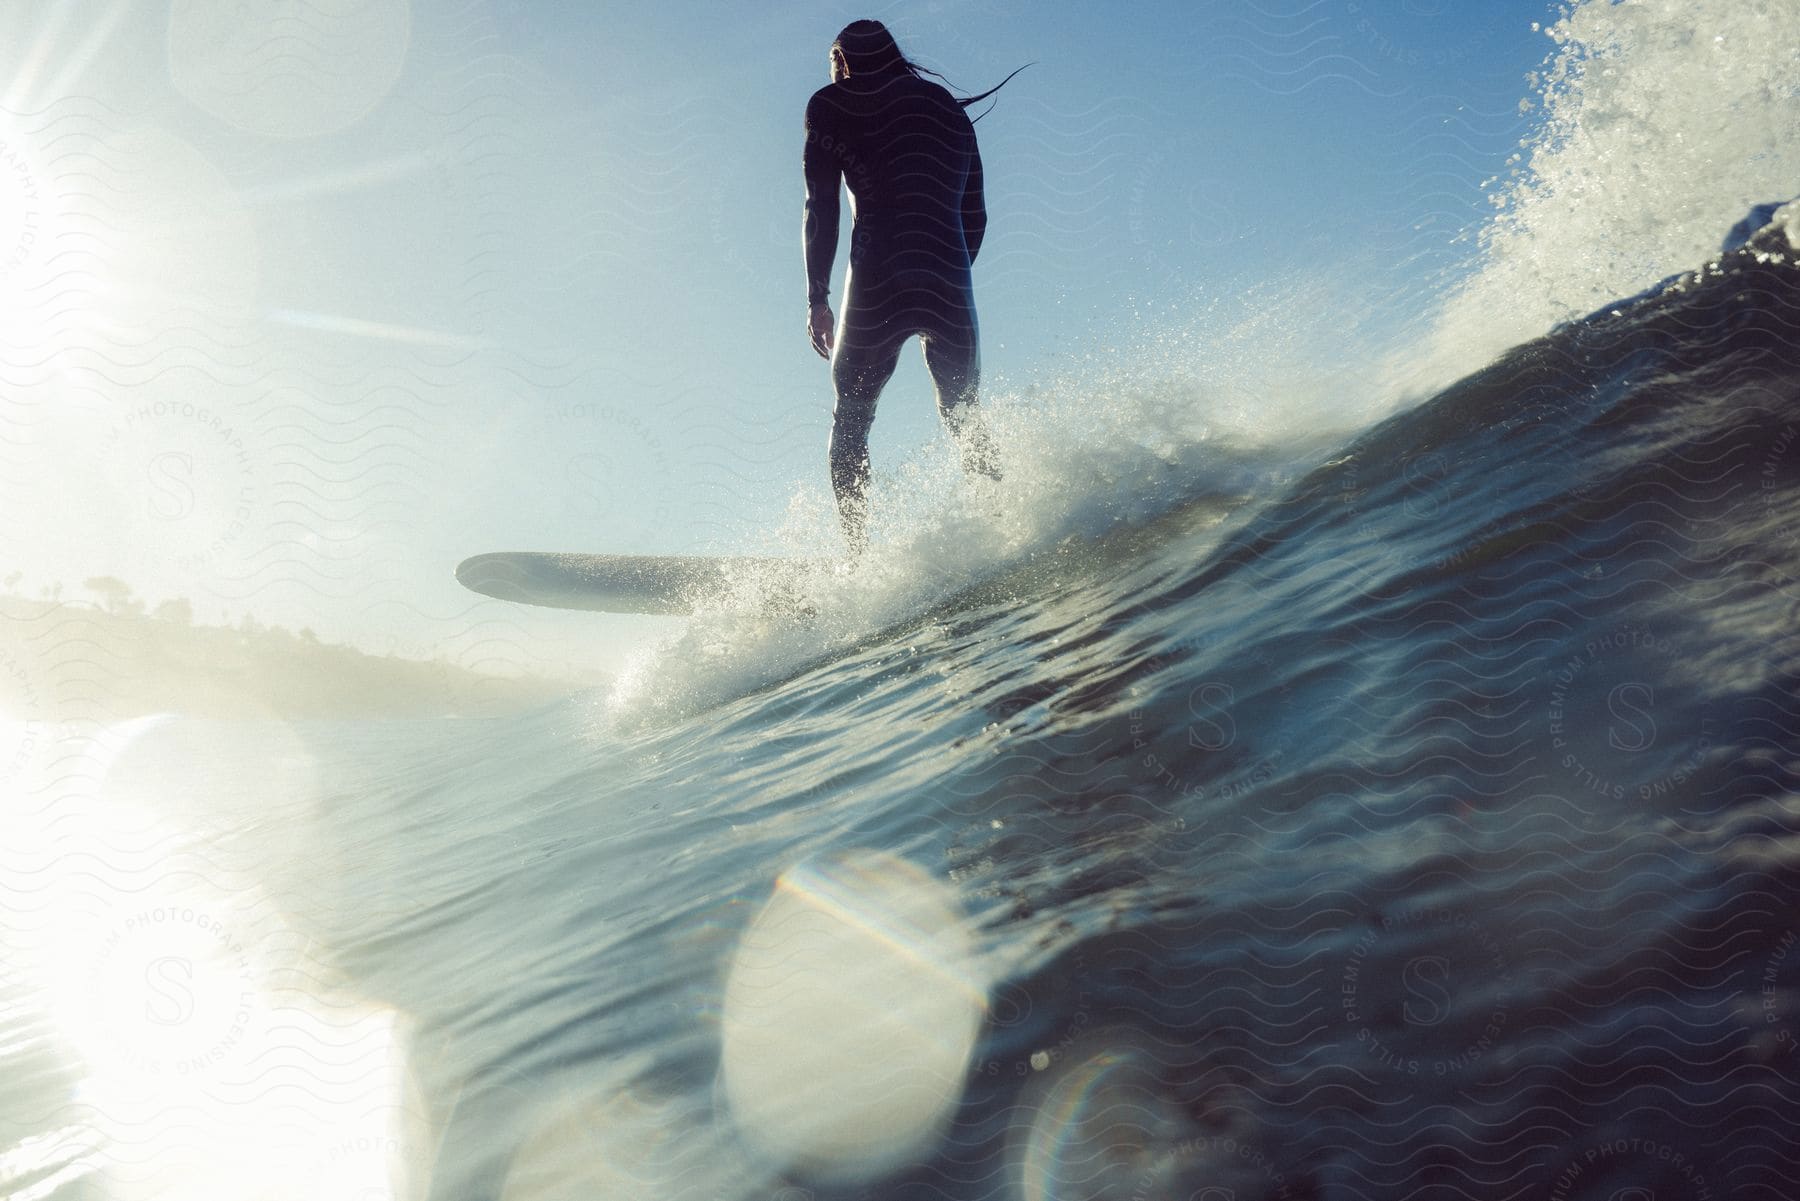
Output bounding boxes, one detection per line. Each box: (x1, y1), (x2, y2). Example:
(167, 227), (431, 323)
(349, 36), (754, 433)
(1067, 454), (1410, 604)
(803, 20), (1022, 552)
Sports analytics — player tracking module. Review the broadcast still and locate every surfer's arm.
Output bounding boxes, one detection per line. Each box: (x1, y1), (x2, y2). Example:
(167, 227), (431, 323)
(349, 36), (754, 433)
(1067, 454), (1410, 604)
(962, 141), (986, 265)
(802, 95), (841, 307)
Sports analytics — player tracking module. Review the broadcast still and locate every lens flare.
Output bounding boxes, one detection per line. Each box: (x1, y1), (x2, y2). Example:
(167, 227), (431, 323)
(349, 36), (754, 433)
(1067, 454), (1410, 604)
(718, 850), (985, 1183)
(1008, 1035), (1293, 1201)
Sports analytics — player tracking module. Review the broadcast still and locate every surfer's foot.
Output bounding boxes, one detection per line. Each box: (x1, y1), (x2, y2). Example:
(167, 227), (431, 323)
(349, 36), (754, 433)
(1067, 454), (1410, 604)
(834, 490), (869, 559)
(946, 408), (1001, 482)
(839, 523), (867, 560)
(762, 581), (818, 621)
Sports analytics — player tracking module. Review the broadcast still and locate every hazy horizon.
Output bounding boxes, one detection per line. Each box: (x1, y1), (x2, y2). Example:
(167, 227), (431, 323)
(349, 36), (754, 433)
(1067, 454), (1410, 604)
(10, 1), (1784, 683)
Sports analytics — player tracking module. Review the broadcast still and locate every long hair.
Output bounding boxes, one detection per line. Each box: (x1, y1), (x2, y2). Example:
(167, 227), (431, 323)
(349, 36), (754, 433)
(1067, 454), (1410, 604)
(832, 19), (1029, 121)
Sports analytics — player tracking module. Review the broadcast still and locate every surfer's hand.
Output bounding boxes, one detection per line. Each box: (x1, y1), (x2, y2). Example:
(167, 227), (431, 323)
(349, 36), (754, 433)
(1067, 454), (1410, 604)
(808, 302), (834, 359)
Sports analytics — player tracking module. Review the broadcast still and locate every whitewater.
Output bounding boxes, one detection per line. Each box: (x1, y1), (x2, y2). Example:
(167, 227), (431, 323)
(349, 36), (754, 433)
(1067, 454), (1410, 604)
(5, 2), (1800, 1199)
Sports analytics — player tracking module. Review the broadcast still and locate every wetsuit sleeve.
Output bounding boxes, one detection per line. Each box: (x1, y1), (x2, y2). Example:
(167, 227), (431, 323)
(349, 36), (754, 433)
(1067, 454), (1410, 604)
(803, 94), (841, 306)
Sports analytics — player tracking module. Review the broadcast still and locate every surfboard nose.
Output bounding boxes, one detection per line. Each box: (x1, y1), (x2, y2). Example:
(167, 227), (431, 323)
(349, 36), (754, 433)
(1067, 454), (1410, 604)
(456, 553), (539, 603)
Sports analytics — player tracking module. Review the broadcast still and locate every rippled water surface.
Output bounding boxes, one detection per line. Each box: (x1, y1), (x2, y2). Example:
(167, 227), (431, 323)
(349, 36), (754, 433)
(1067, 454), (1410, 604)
(7, 217), (1800, 1200)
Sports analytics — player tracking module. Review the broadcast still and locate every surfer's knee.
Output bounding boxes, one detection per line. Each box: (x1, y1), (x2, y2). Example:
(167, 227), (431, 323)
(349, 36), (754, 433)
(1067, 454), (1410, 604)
(830, 371), (878, 456)
(923, 345), (978, 413)
(828, 390), (874, 490)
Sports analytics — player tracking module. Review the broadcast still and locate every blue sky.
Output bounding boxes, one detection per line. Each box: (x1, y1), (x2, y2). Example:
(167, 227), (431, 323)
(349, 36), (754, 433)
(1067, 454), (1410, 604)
(4, 0), (1566, 677)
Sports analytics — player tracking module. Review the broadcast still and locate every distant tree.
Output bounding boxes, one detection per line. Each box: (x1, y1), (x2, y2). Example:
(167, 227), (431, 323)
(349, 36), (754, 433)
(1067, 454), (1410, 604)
(4, 571), (19, 590)
(84, 576), (132, 614)
(154, 597), (194, 625)
(299, 627), (319, 644)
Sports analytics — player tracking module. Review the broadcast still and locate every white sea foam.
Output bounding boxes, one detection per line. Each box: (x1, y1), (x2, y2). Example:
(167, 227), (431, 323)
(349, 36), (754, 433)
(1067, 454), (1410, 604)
(600, 282), (1367, 725)
(601, 375), (1259, 722)
(607, 0), (1800, 722)
(1420, 0), (1800, 385)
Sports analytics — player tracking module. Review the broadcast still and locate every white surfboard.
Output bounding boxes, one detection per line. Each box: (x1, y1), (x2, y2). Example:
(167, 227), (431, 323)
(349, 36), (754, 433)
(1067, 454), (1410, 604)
(455, 551), (827, 616)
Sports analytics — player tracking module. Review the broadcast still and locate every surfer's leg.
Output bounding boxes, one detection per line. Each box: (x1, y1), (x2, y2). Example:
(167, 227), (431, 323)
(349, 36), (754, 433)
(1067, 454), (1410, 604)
(830, 340), (901, 552)
(922, 306), (1000, 481)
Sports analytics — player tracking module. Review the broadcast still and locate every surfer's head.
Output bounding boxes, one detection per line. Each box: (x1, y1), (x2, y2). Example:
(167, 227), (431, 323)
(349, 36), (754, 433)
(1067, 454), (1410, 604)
(827, 20), (1029, 121)
(831, 20), (905, 80)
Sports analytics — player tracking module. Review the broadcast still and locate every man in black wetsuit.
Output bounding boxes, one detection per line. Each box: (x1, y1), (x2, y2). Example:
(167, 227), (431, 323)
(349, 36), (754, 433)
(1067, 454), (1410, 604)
(803, 20), (1001, 553)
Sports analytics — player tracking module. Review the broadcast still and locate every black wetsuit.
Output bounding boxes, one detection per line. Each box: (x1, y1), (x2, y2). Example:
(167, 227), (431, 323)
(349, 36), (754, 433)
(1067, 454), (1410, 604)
(803, 67), (996, 545)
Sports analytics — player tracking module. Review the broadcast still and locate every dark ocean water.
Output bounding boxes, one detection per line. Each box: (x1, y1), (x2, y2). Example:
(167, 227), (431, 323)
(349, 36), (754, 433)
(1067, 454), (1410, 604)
(418, 208), (1800, 1199)
(5, 211), (1800, 1200)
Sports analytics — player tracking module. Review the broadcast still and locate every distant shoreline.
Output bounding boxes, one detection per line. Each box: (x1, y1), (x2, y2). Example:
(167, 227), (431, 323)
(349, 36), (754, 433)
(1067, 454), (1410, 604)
(0, 588), (589, 721)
